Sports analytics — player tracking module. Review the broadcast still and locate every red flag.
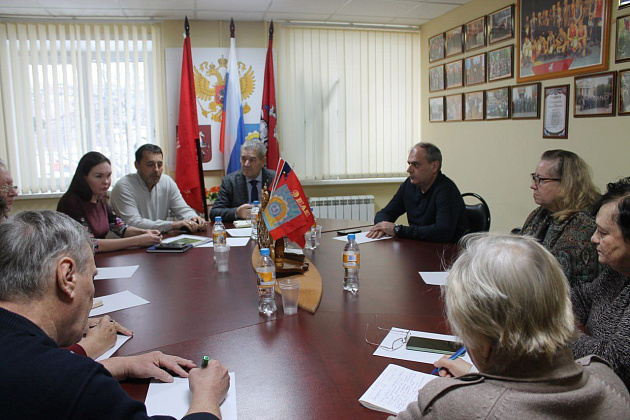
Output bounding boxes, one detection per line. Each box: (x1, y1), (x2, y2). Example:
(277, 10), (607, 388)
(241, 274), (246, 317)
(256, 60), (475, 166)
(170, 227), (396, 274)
(262, 161), (314, 248)
(260, 21), (279, 169)
(176, 19), (203, 213)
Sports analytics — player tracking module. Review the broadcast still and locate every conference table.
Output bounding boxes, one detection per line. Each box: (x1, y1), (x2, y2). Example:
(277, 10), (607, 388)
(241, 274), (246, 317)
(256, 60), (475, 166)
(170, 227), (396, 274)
(94, 218), (458, 419)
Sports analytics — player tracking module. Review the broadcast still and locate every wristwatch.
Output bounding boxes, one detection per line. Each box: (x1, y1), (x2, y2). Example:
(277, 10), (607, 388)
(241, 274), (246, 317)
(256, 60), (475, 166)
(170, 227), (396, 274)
(394, 224), (403, 237)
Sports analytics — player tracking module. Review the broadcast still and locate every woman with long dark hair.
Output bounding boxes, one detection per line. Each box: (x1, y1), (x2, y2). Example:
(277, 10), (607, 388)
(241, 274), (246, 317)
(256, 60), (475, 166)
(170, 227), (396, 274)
(57, 152), (161, 252)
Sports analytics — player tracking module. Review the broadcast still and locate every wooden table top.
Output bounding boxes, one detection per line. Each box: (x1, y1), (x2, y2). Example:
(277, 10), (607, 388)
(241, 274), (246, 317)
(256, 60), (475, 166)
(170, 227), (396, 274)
(94, 222), (457, 419)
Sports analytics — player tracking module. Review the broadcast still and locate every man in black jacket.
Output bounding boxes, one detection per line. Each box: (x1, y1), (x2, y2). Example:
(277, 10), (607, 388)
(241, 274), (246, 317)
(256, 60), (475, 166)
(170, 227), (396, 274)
(367, 142), (468, 242)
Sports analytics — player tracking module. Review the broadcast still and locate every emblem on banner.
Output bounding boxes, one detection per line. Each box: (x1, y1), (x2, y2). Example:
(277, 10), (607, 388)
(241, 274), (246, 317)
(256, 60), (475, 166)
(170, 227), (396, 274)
(193, 56), (256, 122)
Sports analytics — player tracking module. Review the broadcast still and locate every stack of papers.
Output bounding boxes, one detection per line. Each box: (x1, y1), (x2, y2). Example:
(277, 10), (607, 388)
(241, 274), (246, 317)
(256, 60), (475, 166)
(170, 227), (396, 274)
(332, 231), (392, 244)
(359, 364), (436, 415)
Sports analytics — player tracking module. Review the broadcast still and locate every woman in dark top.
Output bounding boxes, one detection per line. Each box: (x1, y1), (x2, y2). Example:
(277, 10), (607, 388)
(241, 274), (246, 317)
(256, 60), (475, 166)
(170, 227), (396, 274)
(521, 150), (600, 285)
(57, 152), (161, 253)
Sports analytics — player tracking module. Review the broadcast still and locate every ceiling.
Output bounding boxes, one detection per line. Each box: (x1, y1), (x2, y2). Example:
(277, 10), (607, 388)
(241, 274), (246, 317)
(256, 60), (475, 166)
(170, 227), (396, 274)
(0, 0), (469, 27)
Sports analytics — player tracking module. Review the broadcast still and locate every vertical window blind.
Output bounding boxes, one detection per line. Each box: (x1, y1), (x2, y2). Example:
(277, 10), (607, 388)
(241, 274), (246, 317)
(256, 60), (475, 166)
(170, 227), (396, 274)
(0, 22), (165, 195)
(276, 25), (421, 181)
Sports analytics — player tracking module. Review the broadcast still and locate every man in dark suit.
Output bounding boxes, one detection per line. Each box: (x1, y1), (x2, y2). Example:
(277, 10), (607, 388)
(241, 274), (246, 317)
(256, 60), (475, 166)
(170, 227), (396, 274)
(210, 139), (276, 223)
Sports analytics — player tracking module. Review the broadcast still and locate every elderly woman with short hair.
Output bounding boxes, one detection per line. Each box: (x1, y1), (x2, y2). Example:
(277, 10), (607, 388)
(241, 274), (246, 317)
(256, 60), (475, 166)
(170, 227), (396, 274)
(571, 177), (630, 389)
(392, 234), (629, 419)
(522, 149), (601, 285)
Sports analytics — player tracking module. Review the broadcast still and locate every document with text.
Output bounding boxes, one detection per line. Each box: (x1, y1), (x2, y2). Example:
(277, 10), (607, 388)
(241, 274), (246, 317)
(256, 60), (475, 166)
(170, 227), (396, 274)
(359, 364), (436, 415)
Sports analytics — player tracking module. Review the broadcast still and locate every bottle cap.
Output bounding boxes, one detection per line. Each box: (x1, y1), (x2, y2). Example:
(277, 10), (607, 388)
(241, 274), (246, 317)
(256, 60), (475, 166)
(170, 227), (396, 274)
(215, 216), (222, 222)
(260, 248), (270, 256)
(253, 200), (260, 205)
(348, 234), (355, 240)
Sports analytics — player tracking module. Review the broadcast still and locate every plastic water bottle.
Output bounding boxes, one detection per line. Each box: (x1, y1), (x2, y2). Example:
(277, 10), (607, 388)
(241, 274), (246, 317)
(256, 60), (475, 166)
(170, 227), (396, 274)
(212, 216), (227, 247)
(256, 248), (277, 314)
(250, 200), (260, 240)
(343, 234), (360, 293)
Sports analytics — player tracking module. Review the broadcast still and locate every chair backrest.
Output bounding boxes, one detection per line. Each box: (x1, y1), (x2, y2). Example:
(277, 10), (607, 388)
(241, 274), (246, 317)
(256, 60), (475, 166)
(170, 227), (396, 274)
(462, 192), (491, 233)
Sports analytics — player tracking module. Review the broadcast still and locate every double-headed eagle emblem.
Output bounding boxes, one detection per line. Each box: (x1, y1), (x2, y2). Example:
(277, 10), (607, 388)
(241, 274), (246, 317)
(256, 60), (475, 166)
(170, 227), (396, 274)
(193, 55), (255, 122)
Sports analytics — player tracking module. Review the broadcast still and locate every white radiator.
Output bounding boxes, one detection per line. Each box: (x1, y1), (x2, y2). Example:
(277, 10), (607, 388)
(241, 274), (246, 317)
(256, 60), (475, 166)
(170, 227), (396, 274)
(309, 195), (374, 222)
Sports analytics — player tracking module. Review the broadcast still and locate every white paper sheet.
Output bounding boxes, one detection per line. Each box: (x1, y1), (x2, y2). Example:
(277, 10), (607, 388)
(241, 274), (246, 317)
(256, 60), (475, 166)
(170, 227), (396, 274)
(418, 272), (448, 286)
(94, 265), (139, 280)
(233, 220), (251, 228)
(332, 231), (392, 244)
(373, 328), (471, 365)
(89, 290), (150, 317)
(95, 334), (132, 361)
(197, 237), (250, 248)
(227, 228), (252, 237)
(161, 234), (211, 247)
(145, 372), (237, 419)
(359, 364), (436, 415)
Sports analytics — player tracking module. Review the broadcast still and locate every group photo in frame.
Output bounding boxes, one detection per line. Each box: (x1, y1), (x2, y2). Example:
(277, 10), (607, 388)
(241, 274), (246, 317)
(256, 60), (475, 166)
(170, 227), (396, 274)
(488, 45), (514, 81)
(445, 59), (464, 88)
(517, 0), (612, 83)
(429, 97), (445, 122)
(465, 91), (485, 120)
(429, 65), (445, 92)
(486, 87), (511, 119)
(620, 69), (630, 115)
(446, 93), (463, 121)
(465, 16), (486, 51)
(445, 26), (464, 57)
(617, 14), (630, 62)
(465, 53), (486, 85)
(543, 85), (570, 138)
(574, 71), (616, 117)
(488, 4), (515, 44)
(429, 33), (445, 62)
(512, 82), (541, 119)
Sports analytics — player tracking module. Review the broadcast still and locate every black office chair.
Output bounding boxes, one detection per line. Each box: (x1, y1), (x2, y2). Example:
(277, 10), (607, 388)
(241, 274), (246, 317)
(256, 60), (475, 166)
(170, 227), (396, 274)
(461, 192), (491, 233)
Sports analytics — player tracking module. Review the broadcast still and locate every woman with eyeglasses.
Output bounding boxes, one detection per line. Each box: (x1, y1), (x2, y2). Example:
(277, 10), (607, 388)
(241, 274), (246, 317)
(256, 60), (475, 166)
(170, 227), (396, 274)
(521, 150), (600, 285)
(392, 234), (629, 419)
(57, 151), (162, 253)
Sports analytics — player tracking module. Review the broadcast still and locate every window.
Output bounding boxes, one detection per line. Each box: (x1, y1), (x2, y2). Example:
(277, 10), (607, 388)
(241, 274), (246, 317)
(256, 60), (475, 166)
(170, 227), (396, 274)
(277, 25), (421, 181)
(0, 22), (165, 195)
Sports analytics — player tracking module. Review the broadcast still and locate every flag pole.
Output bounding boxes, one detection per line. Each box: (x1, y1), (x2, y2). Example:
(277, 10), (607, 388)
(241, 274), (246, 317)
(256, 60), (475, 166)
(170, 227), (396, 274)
(185, 16), (209, 221)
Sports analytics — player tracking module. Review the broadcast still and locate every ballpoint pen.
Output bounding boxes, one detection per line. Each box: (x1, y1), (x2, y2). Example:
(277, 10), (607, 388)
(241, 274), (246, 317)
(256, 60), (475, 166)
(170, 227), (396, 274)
(431, 346), (467, 375)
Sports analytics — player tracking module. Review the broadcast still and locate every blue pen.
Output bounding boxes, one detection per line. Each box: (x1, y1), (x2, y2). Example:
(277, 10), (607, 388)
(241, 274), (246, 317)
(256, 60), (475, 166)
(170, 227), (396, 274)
(431, 346), (467, 375)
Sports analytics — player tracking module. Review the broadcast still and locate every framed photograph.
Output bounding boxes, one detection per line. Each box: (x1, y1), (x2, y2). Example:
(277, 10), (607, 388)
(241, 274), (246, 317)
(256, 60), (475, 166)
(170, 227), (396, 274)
(574, 71), (616, 117)
(486, 87), (510, 120)
(620, 69), (630, 115)
(543, 85), (569, 138)
(429, 65), (445, 92)
(617, 14), (630, 63)
(445, 94), (463, 121)
(621, 0), (630, 9)
(445, 59), (464, 89)
(511, 82), (541, 119)
(465, 91), (485, 120)
(488, 4), (515, 44)
(517, 0), (612, 83)
(429, 33), (445, 62)
(445, 26), (464, 57)
(465, 53), (486, 86)
(465, 16), (486, 51)
(488, 45), (514, 82)
(429, 97), (445, 122)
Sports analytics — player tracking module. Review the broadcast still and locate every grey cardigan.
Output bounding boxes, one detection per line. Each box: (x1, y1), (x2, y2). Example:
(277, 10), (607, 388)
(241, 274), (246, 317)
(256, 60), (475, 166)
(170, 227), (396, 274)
(391, 352), (630, 419)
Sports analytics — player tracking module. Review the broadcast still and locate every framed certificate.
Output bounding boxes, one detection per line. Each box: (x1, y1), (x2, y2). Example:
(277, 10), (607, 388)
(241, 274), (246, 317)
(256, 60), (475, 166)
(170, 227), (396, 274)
(543, 85), (569, 138)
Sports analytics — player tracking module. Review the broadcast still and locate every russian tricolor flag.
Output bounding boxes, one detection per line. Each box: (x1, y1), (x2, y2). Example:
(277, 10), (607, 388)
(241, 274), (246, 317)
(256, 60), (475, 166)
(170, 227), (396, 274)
(219, 36), (247, 174)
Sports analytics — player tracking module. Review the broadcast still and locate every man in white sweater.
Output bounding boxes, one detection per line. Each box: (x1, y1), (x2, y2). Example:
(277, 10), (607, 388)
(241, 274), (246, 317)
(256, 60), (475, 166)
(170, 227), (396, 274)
(111, 144), (206, 233)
